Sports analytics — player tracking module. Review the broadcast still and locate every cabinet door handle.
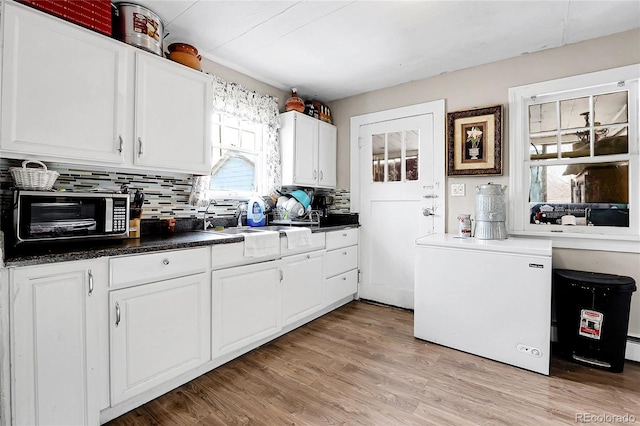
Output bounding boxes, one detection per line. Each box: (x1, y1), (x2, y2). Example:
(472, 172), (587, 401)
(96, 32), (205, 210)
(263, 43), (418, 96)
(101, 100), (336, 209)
(88, 270), (94, 296)
(118, 136), (124, 153)
(279, 269), (283, 282)
(115, 302), (121, 327)
(342, 276), (347, 281)
(138, 137), (143, 156)
(343, 233), (347, 237)
(313, 170), (317, 179)
(320, 170), (324, 181)
(343, 251), (347, 256)
(306, 254), (311, 259)
(162, 258), (170, 266)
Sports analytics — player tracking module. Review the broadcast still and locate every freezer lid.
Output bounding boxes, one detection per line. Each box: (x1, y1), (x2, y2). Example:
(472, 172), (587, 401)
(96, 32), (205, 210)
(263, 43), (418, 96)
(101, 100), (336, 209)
(415, 233), (552, 257)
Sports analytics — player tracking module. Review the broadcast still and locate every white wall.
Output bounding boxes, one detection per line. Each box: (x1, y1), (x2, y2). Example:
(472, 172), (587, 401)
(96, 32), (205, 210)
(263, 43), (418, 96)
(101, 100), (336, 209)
(328, 28), (640, 337)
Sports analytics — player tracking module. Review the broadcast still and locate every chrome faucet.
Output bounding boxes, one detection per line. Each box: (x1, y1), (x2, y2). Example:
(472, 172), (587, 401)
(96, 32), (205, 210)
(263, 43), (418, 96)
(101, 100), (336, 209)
(236, 203), (247, 227)
(203, 199), (217, 230)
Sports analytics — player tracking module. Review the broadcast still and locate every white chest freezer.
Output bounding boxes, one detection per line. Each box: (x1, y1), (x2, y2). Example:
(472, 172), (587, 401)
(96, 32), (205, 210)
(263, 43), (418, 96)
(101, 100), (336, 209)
(414, 234), (552, 375)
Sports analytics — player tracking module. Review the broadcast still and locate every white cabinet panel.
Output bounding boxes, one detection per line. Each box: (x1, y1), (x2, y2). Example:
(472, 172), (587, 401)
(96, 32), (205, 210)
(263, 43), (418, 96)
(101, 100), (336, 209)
(212, 261), (281, 358)
(325, 269), (358, 306)
(325, 228), (358, 250)
(10, 259), (108, 425)
(109, 273), (210, 404)
(325, 245), (357, 278)
(110, 247), (209, 288)
(280, 111), (336, 188)
(282, 251), (324, 326)
(0, 1), (126, 164)
(318, 121), (337, 188)
(134, 53), (212, 174)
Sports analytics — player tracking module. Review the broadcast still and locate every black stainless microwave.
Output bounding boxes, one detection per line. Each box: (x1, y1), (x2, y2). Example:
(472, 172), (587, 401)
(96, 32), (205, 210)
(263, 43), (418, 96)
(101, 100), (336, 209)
(14, 190), (129, 244)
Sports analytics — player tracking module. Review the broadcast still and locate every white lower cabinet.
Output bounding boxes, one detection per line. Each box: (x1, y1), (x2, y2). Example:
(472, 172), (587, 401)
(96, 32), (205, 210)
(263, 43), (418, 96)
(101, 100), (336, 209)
(212, 261), (282, 359)
(282, 250), (325, 326)
(325, 269), (358, 305)
(109, 273), (210, 405)
(324, 228), (359, 306)
(10, 258), (108, 426)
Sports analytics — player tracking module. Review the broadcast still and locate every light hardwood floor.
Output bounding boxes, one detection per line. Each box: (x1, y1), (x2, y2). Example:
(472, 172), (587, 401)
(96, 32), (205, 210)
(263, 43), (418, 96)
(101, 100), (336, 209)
(106, 301), (640, 425)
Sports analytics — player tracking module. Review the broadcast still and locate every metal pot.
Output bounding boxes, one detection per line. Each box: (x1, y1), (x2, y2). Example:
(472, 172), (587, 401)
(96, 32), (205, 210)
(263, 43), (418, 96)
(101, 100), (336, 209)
(113, 2), (164, 56)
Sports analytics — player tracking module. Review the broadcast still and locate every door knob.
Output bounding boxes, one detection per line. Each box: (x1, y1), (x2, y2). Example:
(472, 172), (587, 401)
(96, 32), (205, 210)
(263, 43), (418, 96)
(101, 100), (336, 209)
(422, 207), (434, 216)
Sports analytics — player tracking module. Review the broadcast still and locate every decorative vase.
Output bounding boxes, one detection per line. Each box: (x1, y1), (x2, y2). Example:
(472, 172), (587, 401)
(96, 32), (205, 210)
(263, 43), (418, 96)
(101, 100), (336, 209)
(285, 88), (305, 113)
(468, 147), (480, 160)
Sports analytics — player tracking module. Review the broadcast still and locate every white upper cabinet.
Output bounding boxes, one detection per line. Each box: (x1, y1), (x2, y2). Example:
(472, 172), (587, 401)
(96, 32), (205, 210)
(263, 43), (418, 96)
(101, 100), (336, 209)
(0, 1), (127, 164)
(318, 120), (337, 188)
(280, 111), (337, 189)
(134, 53), (212, 174)
(0, 1), (212, 175)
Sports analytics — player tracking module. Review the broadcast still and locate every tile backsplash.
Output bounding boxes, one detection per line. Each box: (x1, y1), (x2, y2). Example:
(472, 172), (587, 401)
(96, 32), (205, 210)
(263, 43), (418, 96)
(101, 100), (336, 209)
(0, 159), (351, 221)
(0, 159), (200, 219)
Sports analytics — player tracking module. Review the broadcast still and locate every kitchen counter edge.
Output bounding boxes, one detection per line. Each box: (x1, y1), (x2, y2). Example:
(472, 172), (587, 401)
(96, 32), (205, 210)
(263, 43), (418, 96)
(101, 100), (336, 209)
(3, 225), (359, 268)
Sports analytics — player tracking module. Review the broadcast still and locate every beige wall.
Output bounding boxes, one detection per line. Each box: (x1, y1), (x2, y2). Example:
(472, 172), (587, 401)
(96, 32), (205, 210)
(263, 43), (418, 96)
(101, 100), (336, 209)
(328, 28), (640, 336)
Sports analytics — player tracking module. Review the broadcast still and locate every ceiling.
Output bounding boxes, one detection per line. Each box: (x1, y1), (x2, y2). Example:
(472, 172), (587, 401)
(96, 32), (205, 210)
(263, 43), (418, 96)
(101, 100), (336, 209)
(129, 1), (640, 102)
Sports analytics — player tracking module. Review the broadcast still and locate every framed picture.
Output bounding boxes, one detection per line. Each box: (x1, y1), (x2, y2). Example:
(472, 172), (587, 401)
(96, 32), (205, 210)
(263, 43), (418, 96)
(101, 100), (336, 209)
(447, 105), (502, 176)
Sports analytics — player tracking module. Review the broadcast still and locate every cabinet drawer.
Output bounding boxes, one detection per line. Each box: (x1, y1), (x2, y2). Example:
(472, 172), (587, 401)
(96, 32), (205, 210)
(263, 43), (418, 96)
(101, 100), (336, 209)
(325, 245), (358, 278)
(325, 269), (357, 306)
(110, 247), (209, 288)
(325, 228), (358, 250)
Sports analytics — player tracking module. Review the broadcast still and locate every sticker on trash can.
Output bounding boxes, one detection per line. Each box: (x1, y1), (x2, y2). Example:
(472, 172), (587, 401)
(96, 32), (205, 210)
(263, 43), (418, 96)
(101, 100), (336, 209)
(579, 310), (603, 340)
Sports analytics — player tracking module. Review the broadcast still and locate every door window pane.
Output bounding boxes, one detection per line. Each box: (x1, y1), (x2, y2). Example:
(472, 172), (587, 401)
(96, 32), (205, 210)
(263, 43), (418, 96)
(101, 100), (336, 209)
(387, 132), (402, 182)
(372, 134), (385, 182)
(406, 130), (419, 181)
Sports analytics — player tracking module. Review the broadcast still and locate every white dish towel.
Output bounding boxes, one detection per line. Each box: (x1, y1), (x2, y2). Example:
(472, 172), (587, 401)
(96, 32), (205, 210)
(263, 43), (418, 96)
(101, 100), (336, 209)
(284, 227), (312, 249)
(242, 231), (280, 257)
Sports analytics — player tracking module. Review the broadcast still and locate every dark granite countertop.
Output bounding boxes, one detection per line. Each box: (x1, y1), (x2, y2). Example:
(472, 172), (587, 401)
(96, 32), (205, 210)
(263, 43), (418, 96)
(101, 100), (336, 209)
(3, 224), (359, 267)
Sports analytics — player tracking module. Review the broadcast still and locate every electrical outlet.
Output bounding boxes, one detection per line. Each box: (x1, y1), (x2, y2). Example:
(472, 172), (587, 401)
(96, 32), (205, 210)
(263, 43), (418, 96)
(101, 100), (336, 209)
(451, 183), (465, 197)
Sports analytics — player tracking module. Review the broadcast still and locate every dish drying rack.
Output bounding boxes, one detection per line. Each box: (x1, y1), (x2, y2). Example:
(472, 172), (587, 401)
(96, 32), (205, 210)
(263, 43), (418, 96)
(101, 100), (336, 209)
(271, 209), (321, 226)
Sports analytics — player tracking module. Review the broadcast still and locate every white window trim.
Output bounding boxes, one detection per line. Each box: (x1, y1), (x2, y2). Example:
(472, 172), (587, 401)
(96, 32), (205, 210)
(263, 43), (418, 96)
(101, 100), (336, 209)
(508, 64), (640, 253)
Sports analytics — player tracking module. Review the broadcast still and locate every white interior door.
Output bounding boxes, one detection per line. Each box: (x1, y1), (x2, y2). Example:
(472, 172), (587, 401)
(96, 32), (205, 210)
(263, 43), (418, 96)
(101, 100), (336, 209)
(355, 101), (445, 308)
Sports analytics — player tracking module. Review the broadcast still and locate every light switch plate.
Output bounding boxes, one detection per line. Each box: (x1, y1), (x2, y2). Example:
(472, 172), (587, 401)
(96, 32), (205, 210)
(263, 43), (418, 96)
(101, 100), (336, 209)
(451, 183), (465, 197)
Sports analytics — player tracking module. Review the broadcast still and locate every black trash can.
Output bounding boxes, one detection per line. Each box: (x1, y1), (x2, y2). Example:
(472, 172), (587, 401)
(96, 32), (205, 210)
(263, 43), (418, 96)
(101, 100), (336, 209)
(553, 269), (636, 373)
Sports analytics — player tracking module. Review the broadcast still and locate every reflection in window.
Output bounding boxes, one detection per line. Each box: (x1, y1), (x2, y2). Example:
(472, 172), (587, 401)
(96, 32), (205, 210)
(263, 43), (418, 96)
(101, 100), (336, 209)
(529, 161), (629, 227)
(406, 130), (419, 181)
(370, 130), (419, 183)
(528, 91), (629, 161)
(372, 134), (385, 182)
(388, 132), (402, 182)
(210, 113), (263, 194)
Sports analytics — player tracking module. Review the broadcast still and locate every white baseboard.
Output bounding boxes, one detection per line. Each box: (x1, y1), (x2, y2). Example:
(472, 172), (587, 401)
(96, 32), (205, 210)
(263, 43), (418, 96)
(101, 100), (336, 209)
(625, 338), (640, 363)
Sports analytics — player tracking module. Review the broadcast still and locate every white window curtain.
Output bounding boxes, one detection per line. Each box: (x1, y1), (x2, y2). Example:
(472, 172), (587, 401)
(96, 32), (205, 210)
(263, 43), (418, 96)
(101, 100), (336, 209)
(190, 75), (281, 207)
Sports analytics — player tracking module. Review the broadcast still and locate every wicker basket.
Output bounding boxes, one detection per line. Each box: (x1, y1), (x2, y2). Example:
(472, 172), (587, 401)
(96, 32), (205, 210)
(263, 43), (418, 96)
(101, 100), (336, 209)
(10, 160), (59, 191)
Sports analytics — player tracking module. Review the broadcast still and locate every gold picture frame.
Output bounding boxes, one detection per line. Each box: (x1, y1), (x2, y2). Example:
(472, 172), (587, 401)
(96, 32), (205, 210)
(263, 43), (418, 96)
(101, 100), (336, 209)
(447, 105), (502, 176)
